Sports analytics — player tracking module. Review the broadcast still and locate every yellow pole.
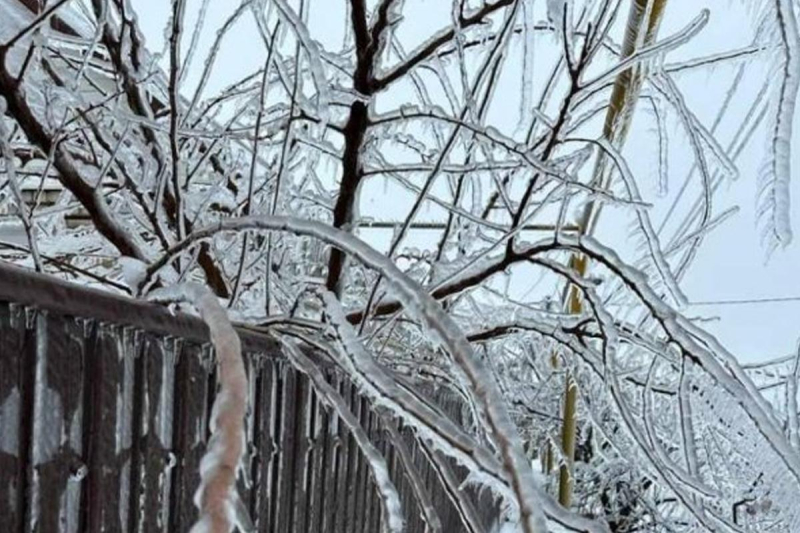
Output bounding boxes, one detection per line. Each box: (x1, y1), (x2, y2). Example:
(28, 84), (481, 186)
(555, 0), (668, 507)
(557, 257), (587, 506)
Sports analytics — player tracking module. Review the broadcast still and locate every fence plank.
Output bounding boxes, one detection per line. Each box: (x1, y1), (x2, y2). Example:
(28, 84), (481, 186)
(239, 355), (259, 525)
(333, 379), (355, 533)
(373, 414), (393, 533)
(289, 376), (311, 532)
(126, 331), (148, 533)
(360, 408), (377, 533)
(132, 335), (174, 533)
(31, 315), (89, 533)
(268, 360), (286, 532)
(352, 398), (369, 533)
(0, 304), (28, 532)
(251, 356), (277, 531)
(319, 372), (341, 533)
(278, 364), (300, 533)
(168, 341), (210, 532)
(304, 388), (326, 533)
(79, 322), (125, 533)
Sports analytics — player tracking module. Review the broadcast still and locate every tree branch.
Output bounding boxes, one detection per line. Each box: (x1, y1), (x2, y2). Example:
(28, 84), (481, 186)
(370, 0), (514, 91)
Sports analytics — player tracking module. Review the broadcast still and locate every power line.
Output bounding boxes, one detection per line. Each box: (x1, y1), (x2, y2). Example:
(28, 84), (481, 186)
(688, 295), (800, 307)
(605, 295), (800, 308)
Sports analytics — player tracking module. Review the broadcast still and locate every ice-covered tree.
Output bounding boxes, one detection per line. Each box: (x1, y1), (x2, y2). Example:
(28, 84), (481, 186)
(1, 0), (800, 531)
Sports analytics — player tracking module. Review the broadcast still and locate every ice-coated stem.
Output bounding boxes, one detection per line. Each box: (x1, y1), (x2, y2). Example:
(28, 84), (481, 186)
(149, 283), (247, 533)
(143, 215), (550, 533)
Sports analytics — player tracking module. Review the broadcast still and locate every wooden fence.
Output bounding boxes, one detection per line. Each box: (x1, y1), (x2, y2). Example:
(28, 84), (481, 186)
(0, 263), (496, 532)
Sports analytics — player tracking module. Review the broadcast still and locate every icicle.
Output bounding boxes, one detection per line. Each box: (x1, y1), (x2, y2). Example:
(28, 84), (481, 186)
(7, 302), (22, 330)
(757, 0), (800, 250)
(651, 97), (669, 196)
(25, 305), (37, 329)
(517, 0), (535, 136)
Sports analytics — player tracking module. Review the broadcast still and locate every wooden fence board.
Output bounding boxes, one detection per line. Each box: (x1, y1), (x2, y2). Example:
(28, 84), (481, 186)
(169, 341), (210, 531)
(79, 322), (124, 533)
(332, 379), (354, 533)
(359, 408), (375, 533)
(250, 356), (275, 531)
(319, 372), (341, 533)
(289, 376), (311, 533)
(0, 305), (27, 532)
(0, 337), (15, 528)
(353, 399), (371, 533)
(305, 388), (325, 533)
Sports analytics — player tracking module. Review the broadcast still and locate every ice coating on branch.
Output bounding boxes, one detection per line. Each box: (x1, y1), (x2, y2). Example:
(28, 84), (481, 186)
(119, 256), (148, 290)
(144, 214), (614, 533)
(756, 0), (799, 251)
(320, 290), (511, 488)
(148, 283), (248, 533)
(518, 0), (535, 135)
(648, 97), (670, 196)
(5, 0), (796, 527)
(590, 137), (687, 307)
(271, 0), (331, 123)
(568, 234), (800, 489)
(160, 219), (546, 523)
(582, 10), (709, 92)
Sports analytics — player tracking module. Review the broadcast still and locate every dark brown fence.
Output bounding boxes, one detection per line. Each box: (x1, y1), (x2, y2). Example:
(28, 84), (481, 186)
(0, 263), (496, 532)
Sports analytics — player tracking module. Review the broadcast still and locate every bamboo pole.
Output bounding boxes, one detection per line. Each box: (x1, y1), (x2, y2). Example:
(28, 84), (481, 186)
(556, 255), (587, 506)
(555, 0), (668, 508)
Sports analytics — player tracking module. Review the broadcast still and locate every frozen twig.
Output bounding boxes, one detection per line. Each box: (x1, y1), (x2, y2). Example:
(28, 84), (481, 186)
(148, 283), (248, 533)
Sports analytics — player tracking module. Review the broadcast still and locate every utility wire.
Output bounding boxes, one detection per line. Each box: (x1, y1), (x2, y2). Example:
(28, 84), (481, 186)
(605, 294), (800, 307)
(687, 295), (800, 306)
